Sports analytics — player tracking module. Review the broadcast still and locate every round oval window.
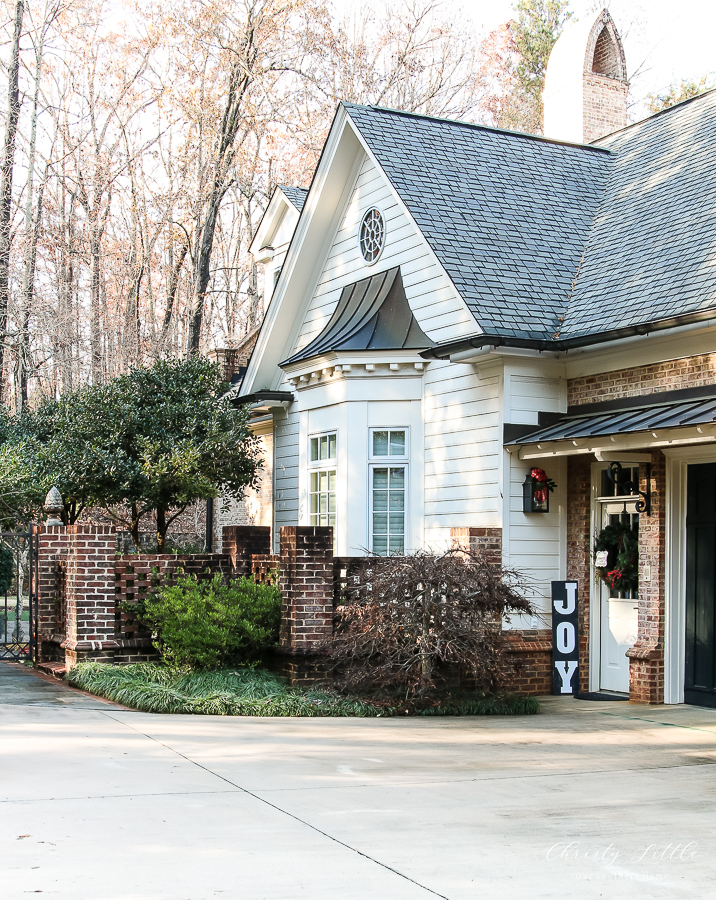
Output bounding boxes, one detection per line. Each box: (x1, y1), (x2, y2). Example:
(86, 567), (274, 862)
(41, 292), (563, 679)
(359, 208), (385, 264)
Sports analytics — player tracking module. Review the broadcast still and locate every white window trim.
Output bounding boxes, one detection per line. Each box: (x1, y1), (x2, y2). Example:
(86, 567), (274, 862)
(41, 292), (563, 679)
(368, 426), (409, 461)
(309, 430), (337, 467)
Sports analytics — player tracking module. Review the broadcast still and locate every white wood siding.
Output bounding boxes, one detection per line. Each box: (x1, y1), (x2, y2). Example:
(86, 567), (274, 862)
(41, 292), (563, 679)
(289, 154), (477, 359)
(272, 401), (300, 552)
(423, 359), (503, 547)
(503, 366), (568, 618)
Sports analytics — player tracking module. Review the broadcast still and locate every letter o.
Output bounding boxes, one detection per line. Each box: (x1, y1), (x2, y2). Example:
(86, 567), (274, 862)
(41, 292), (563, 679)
(557, 621), (575, 654)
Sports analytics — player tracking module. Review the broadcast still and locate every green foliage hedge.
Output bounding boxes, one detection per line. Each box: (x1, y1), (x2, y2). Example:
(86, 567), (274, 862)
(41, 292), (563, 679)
(138, 573), (281, 669)
(68, 663), (384, 717)
(67, 662), (540, 718)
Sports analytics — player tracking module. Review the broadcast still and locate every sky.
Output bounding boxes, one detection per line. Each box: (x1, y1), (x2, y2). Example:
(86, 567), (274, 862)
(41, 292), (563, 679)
(332, 0), (716, 113)
(467, 0), (716, 105)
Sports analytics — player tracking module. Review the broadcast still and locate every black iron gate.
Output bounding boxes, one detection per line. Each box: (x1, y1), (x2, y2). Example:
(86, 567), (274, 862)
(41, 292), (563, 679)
(0, 528), (39, 661)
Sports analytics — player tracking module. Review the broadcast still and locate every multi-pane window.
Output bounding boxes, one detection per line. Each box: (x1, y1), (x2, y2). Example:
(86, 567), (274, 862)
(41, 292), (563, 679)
(310, 470), (336, 528)
(310, 432), (336, 463)
(309, 432), (336, 530)
(369, 428), (407, 555)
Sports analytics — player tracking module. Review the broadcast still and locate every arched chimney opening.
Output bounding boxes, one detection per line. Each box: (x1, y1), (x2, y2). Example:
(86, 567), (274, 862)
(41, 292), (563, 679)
(592, 26), (621, 79)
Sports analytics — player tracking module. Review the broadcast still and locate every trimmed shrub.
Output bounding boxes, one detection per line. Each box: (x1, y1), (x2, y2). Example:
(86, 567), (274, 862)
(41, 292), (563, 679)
(138, 573), (281, 669)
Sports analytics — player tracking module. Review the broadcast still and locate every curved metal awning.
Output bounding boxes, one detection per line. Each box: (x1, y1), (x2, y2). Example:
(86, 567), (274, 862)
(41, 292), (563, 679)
(281, 267), (434, 367)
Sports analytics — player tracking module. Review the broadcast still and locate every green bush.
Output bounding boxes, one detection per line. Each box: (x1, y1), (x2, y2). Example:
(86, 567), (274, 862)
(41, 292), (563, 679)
(139, 573), (281, 669)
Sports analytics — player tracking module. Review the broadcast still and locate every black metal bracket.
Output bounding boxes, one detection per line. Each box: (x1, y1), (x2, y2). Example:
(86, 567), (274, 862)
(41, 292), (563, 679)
(605, 460), (651, 515)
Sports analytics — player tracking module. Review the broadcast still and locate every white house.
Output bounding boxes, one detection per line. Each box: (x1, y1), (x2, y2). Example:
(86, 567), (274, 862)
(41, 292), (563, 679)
(228, 9), (716, 706)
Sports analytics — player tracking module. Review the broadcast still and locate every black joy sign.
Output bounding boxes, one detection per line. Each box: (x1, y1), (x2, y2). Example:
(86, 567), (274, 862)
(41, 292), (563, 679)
(551, 581), (579, 695)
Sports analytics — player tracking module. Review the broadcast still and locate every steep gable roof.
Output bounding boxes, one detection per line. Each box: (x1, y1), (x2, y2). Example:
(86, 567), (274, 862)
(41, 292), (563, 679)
(344, 103), (611, 341)
(558, 90), (716, 339)
(343, 93), (716, 347)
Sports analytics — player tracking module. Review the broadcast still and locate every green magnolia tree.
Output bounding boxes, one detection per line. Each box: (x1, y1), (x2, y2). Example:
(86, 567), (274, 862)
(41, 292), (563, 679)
(0, 409), (46, 530)
(106, 357), (261, 549)
(8, 357), (261, 549)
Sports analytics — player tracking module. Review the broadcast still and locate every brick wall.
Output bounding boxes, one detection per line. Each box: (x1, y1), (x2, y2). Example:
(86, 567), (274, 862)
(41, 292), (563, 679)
(36, 525), (119, 669)
(627, 452), (666, 703)
(566, 456), (592, 693)
(37, 524), (234, 671)
(583, 74), (628, 143)
(450, 526), (502, 567)
(114, 552), (231, 664)
(501, 630), (553, 695)
(568, 354), (716, 406)
(222, 525), (271, 575)
(279, 526), (333, 655)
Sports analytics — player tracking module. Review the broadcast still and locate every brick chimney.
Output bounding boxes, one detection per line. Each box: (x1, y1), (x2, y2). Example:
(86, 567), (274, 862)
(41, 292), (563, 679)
(543, 8), (628, 144)
(210, 327), (262, 386)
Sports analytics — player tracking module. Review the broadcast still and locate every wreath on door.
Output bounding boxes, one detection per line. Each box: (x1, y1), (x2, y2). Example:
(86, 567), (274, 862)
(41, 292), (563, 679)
(593, 521), (639, 592)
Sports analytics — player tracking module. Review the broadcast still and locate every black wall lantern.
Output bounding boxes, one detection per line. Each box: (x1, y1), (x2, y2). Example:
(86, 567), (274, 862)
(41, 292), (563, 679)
(523, 468), (556, 513)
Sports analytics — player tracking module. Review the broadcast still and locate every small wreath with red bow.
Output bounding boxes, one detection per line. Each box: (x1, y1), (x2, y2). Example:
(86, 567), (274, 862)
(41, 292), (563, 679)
(593, 521), (638, 592)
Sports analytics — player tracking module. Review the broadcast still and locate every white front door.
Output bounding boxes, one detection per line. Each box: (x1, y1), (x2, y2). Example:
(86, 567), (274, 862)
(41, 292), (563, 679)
(599, 502), (639, 694)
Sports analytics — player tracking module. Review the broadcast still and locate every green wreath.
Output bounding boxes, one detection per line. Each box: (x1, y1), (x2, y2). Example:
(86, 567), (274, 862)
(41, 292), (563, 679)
(594, 521), (639, 593)
(0, 543), (14, 595)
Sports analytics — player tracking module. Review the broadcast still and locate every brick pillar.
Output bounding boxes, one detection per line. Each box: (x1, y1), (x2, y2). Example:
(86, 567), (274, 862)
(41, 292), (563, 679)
(627, 452), (666, 703)
(37, 526), (70, 663)
(222, 525), (271, 576)
(567, 456), (592, 694)
(450, 527), (502, 567)
(59, 525), (117, 669)
(278, 526), (333, 655)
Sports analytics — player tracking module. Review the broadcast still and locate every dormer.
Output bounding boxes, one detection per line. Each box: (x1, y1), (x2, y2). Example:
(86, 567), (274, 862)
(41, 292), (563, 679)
(250, 185), (307, 303)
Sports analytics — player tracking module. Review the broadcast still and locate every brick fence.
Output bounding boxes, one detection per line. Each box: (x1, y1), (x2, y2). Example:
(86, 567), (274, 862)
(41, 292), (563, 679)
(35, 522), (553, 695)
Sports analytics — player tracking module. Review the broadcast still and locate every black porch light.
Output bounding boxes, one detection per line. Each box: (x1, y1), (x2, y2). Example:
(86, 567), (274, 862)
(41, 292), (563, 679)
(522, 468), (555, 513)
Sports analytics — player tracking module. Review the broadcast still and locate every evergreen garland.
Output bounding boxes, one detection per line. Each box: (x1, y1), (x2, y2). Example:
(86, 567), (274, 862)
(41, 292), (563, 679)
(594, 521), (639, 593)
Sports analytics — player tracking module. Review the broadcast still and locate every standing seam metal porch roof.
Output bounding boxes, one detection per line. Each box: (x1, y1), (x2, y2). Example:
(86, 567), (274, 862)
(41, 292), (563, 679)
(506, 391), (716, 447)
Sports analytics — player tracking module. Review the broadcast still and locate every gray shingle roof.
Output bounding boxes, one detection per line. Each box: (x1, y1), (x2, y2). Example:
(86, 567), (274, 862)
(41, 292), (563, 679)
(558, 91), (716, 339)
(279, 184), (308, 212)
(342, 93), (716, 344)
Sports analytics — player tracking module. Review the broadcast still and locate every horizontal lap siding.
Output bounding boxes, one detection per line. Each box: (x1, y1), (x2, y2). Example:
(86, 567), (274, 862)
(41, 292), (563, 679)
(424, 360), (501, 547)
(274, 403), (300, 551)
(290, 155), (476, 358)
(506, 372), (567, 614)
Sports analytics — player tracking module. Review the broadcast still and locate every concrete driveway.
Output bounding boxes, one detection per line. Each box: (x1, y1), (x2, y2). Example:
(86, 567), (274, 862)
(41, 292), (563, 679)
(2, 661), (716, 899)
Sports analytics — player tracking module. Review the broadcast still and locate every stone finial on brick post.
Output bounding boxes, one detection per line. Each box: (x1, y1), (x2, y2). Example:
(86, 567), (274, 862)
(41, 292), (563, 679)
(279, 526), (333, 655)
(44, 487), (64, 527)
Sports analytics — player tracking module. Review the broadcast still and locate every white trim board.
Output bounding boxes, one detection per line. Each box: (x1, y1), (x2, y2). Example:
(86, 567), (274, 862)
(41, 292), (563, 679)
(662, 446), (716, 704)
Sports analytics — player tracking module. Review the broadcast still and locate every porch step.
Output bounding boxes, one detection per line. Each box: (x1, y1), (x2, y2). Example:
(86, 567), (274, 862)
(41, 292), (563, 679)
(35, 662), (67, 679)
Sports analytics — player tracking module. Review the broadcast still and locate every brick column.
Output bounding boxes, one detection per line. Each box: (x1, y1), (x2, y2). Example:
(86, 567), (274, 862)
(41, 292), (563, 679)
(37, 526), (70, 664)
(278, 526), (333, 655)
(628, 451), (666, 703)
(566, 456), (592, 693)
(222, 525), (271, 576)
(61, 525), (118, 669)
